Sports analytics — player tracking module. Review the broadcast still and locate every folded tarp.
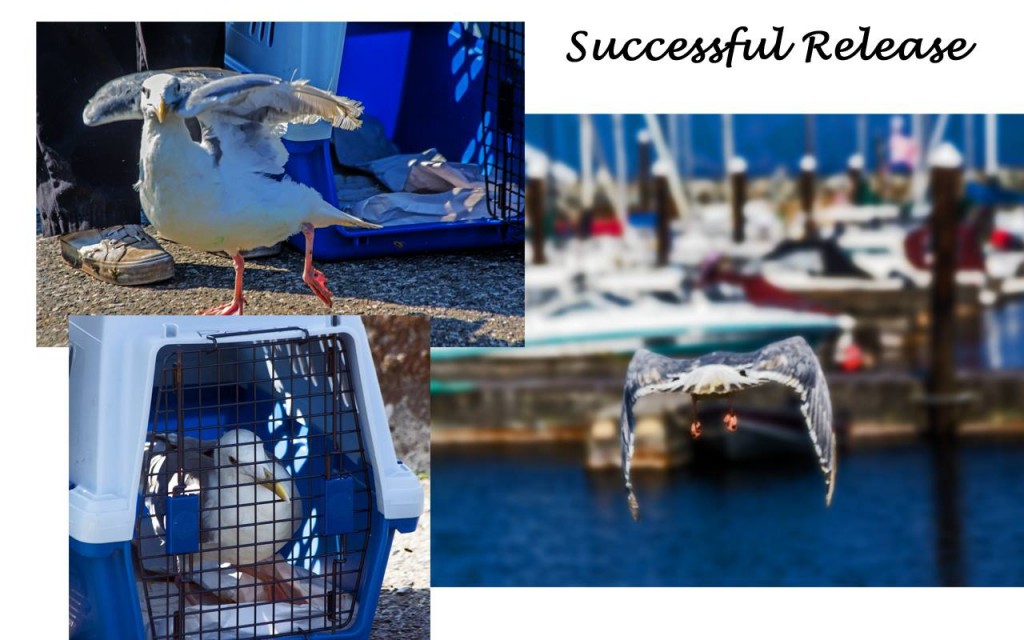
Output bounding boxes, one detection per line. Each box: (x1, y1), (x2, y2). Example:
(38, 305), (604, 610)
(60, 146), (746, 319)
(332, 116), (500, 227)
(335, 148), (495, 227)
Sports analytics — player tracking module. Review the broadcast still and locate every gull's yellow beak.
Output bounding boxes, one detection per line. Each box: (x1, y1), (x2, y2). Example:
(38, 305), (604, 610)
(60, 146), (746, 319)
(259, 469), (289, 501)
(156, 99), (167, 124)
(260, 480), (290, 502)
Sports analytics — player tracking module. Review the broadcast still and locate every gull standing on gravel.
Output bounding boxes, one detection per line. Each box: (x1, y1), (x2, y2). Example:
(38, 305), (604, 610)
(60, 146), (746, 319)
(83, 68), (380, 315)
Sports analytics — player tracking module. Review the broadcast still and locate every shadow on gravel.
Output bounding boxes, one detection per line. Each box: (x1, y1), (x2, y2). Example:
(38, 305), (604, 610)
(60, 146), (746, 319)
(430, 317), (525, 348)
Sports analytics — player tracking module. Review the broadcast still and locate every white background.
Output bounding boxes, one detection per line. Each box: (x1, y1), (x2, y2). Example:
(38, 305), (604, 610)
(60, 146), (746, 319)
(6, 0), (1021, 636)
(527, 0), (1013, 113)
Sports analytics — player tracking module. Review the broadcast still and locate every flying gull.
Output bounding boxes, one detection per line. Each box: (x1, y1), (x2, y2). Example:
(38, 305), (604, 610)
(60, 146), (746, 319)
(620, 336), (837, 520)
(83, 68), (380, 315)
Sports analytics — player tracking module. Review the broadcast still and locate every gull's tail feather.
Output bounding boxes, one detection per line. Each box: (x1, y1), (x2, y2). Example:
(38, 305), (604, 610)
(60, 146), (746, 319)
(306, 200), (381, 230)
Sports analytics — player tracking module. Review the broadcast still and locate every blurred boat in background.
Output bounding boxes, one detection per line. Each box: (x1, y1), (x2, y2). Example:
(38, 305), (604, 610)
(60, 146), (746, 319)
(524, 284), (848, 357)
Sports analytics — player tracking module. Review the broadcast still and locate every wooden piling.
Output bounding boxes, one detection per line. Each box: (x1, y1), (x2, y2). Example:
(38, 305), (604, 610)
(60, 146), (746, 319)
(637, 130), (653, 212)
(799, 155), (818, 239)
(526, 177), (546, 265)
(729, 157), (747, 244)
(874, 135), (888, 200)
(926, 143), (965, 587)
(847, 154), (865, 206)
(927, 145), (963, 437)
(653, 171), (673, 267)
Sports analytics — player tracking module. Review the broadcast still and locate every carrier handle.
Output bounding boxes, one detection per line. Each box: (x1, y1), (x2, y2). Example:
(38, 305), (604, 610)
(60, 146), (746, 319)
(201, 326), (310, 346)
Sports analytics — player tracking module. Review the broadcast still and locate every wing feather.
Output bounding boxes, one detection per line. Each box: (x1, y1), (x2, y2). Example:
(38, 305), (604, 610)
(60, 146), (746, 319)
(747, 337), (837, 506)
(180, 74), (363, 129)
(82, 67), (237, 126)
(178, 74), (363, 175)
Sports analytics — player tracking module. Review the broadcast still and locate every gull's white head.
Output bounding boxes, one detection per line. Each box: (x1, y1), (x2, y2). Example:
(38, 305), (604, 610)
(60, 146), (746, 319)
(216, 429), (290, 501)
(140, 73), (184, 124)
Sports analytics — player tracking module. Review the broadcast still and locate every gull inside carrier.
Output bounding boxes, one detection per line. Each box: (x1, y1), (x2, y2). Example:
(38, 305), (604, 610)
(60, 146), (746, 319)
(69, 316), (423, 639)
(224, 21), (525, 259)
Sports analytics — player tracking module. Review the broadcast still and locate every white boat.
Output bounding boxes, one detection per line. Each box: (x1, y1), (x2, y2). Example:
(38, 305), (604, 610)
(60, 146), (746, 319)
(670, 201), (782, 268)
(758, 230), (988, 294)
(986, 250), (1024, 281)
(756, 236), (909, 292)
(525, 262), (582, 308)
(522, 288), (847, 358)
(818, 203), (902, 227)
(835, 226), (931, 287)
(1001, 277), (1024, 298)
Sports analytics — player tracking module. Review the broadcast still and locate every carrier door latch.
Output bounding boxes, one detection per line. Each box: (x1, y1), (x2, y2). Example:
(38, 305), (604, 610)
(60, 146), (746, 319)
(324, 474), (355, 535)
(164, 494), (200, 555)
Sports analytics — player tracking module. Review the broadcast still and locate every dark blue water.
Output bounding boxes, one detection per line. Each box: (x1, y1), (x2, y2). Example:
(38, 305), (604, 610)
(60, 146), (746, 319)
(432, 443), (1024, 586)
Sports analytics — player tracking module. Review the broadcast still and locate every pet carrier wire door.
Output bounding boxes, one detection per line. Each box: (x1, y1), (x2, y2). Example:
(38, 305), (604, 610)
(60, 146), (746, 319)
(481, 22), (526, 237)
(69, 316), (423, 640)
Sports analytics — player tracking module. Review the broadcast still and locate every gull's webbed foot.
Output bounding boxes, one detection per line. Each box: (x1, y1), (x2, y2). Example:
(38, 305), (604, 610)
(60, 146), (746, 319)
(725, 407), (738, 431)
(199, 297), (246, 316)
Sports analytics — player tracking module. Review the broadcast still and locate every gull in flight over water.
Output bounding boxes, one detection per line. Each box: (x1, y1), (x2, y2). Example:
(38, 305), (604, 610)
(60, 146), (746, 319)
(620, 337), (837, 520)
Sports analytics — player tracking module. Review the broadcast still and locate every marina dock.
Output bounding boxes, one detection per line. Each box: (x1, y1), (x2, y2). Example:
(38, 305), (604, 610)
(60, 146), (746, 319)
(433, 363), (1024, 457)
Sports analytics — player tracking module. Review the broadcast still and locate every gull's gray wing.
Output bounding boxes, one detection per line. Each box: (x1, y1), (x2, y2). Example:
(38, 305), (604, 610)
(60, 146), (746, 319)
(745, 336), (837, 508)
(143, 435), (217, 543)
(177, 73), (363, 175)
(179, 73), (363, 129)
(139, 435), (217, 575)
(82, 67), (237, 126)
(620, 337), (835, 520)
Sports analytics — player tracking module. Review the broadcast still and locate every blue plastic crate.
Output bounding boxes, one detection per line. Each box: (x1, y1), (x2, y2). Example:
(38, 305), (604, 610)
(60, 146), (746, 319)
(68, 317), (423, 640)
(224, 22), (524, 261)
(301, 216), (522, 261)
(70, 514), (402, 640)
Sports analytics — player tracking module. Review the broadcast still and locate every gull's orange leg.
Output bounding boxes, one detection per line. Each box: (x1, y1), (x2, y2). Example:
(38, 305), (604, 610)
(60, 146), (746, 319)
(301, 223), (333, 307)
(690, 396), (702, 439)
(242, 559), (309, 604)
(201, 253), (246, 315)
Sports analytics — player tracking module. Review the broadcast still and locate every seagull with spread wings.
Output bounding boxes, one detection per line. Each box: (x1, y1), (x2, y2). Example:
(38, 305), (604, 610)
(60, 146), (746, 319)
(620, 336), (837, 520)
(82, 68), (379, 315)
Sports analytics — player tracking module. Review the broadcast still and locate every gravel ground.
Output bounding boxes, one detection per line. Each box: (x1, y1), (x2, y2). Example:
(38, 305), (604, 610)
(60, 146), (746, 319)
(363, 316), (431, 638)
(370, 479), (430, 640)
(36, 229), (524, 348)
(364, 316), (431, 476)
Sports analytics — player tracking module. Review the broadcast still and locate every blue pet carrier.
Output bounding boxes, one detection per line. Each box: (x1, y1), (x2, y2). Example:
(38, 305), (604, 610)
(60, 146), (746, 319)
(69, 316), (423, 639)
(224, 21), (525, 260)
